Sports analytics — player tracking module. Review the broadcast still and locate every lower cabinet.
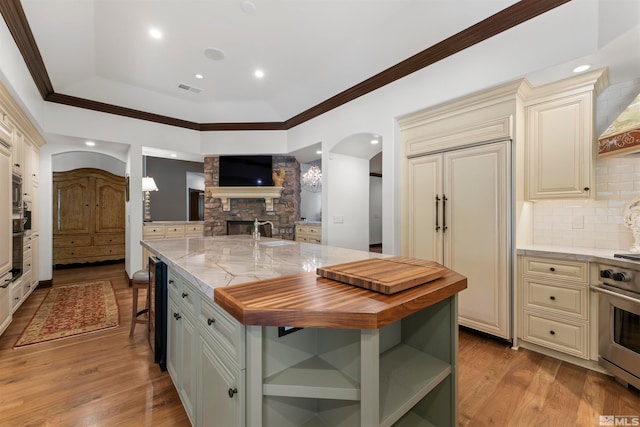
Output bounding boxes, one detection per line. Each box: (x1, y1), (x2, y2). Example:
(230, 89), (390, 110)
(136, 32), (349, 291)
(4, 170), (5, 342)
(166, 268), (245, 427)
(518, 256), (592, 360)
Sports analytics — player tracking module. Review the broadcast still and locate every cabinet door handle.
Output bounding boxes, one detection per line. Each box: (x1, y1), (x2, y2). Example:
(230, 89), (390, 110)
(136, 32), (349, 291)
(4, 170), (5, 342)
(168, 279), (174, 284)
(228, 387), (238, 398)
(173, 313), (181, 320)
(549, 330), (555, 335)
(583, 187), (590, 192)
(549, 267), (555, 272)
(182, 292), (188, 299)
(442, 194), (448, 232)
(435, 196), (440, 231)
(207, 318), (215, 326)
(549, 296), (556, 301)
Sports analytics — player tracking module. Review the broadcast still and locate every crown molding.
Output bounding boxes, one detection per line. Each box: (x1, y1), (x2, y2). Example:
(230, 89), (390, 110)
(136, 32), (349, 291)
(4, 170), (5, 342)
(0, 0), (571, 132)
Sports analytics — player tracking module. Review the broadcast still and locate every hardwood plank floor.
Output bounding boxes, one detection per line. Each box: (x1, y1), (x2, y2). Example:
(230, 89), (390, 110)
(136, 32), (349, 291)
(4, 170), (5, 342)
(0, 262), (190, 426)
(0, 262), (638, 426)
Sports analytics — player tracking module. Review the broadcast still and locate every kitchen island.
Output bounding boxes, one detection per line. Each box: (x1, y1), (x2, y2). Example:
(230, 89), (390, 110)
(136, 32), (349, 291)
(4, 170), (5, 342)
(141, 235), (467, 427)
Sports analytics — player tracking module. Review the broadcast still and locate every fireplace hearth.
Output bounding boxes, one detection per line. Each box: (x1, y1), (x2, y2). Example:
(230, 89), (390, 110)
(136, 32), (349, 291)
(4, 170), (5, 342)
(227, 220), (272, 238)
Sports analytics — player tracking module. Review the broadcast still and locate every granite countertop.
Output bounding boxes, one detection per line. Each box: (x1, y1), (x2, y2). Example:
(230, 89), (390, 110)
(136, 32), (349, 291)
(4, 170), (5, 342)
(141, 235), (386, 299)
(516, 244), (640, 268)
(295, 220), (321, 225)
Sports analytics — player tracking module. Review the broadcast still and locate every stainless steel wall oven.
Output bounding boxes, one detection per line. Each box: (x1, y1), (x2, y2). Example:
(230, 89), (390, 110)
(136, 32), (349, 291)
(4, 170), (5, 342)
(593, 257), (640, 389)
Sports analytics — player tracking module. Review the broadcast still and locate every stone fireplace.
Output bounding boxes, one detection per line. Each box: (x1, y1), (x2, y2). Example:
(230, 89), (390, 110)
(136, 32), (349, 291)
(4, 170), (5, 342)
(203, 156), (300, 239)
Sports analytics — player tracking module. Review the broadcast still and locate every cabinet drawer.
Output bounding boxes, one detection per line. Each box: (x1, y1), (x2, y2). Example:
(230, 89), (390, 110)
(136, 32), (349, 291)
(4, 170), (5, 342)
(521, 311), (588, 359)
(522, 257), (588, 283)
(94, 233), (125, 246)
(306, 226), (321, 235)
(185, 224), (203, 236)
(168, 271), (182, 299)
(53, 245), (124, 259)
(521, 278), (588, 320)
(143, 225), (166, 239)
(199, 297), (245, 369)
(53, 235), (92, 248)
(23, 256), (32, 274)
(165, 225), (185, 238)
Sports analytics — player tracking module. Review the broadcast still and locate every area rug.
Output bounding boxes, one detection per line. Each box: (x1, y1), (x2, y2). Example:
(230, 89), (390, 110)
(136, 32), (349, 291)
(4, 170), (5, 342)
(14, 280), (120, 347)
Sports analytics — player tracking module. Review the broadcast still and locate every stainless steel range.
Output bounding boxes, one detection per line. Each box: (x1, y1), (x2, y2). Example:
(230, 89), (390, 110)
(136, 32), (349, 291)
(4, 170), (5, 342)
(592, 255), (640, 389)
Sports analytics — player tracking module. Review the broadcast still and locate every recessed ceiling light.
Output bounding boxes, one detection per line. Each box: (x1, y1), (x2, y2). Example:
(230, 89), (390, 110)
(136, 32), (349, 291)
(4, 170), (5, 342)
(195, 74), (204, 79)
(573, 64), (591, 73)
(254, 69), (265, 79)
(316, 150), (322, 155)
(149, 28), (163, 40)
(370, 139), (379, 145)
(85, 141), (95, 147)
(170, 153), (177, 157)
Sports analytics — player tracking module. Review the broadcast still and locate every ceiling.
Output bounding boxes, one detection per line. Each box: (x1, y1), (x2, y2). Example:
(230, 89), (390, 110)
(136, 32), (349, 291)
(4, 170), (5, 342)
(3, 0), (640, 161)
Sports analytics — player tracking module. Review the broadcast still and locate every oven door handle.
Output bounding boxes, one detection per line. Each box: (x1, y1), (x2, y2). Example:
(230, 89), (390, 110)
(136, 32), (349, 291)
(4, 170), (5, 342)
(591, 285), (640, 305)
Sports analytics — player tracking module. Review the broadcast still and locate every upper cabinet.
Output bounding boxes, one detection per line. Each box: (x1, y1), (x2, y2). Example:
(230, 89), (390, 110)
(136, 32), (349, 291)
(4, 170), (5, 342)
(525, 69), (609, 200)
(11, 130), (24, 177)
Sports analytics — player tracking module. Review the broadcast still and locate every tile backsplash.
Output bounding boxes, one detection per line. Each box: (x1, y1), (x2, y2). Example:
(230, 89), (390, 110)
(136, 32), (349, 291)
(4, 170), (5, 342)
(532, 155), (640, 250)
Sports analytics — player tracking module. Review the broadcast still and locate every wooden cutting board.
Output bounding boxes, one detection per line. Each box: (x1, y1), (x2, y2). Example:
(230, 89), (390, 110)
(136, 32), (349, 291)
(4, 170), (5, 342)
(316, 256), (447, 294)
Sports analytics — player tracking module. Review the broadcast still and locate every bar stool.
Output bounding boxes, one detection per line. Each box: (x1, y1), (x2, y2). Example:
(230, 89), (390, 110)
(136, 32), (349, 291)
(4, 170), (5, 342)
(130, 269), (150, 337)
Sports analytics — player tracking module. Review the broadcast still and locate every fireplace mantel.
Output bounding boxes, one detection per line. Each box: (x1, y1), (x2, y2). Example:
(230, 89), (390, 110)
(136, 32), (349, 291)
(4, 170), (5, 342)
(206, 186), (284, 211)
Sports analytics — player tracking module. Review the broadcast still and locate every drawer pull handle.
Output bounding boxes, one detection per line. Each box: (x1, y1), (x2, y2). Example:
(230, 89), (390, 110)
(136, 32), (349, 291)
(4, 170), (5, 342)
(169, 279), (174, 284)
(228, 387), (237, 398)
(174, 313), (181, 320)
(549, 296), (556, 301)
(549, 267), (555, 272)
(549, 330), (555, 335)
(182, 292), (188, 298)
(207, 318), (215, 326)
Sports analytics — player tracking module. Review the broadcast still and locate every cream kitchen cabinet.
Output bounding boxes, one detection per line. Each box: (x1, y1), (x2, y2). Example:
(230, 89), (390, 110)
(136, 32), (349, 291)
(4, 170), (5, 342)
(518, 256), (591, 359)
(403, 141), (511, 339)
(166, 268), (245, 427)
(0, 122), (11, 281)
(524, 69), (608, 200)
(294, 222), (321, 244)
(0, 129), (10, 336)
(10, 130), (23, 177)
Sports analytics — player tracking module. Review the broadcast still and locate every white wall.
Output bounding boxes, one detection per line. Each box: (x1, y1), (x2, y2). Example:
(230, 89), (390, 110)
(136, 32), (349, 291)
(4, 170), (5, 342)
(325, 153), (369, 251)
(52, 151), (126, 175)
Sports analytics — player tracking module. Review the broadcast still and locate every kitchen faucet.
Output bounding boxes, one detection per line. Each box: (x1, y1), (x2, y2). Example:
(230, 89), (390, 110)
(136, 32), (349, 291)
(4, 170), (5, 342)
(253, 218), (274, 241)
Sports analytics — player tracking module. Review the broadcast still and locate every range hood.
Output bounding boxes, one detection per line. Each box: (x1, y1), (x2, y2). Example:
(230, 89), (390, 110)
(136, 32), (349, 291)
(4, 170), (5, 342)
(598, 92), (640, 157)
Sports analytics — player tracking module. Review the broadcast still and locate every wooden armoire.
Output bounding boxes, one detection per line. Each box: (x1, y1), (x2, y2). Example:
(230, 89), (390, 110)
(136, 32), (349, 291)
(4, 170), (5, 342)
(53, 168), (126, 265)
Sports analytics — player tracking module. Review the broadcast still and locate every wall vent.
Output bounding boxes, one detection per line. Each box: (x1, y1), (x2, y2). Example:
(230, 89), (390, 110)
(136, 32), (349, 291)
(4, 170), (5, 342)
(177, 83), (202, 93)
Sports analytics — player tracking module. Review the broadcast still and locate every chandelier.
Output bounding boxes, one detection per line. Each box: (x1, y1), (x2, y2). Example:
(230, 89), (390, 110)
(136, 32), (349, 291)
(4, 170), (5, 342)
(301, 165), (322, 192)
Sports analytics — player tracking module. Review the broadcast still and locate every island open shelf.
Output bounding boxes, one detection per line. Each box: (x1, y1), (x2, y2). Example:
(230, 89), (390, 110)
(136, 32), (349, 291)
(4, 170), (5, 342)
(243, 297), (459, 427)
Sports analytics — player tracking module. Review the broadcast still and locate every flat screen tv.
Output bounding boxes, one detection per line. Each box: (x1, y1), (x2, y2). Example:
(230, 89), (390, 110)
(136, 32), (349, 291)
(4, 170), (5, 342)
(218, 155), (273, 186)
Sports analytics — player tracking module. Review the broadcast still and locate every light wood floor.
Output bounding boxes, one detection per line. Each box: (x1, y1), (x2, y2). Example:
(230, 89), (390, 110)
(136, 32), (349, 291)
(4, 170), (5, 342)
(0, 262), (638, 426)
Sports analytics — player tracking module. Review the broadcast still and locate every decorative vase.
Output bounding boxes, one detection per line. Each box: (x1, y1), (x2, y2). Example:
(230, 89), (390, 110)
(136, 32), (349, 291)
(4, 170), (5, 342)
(623, 197), (640, 253)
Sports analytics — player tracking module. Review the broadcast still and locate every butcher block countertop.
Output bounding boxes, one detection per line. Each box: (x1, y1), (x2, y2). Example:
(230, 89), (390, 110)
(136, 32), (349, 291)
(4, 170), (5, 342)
(141, 235), (467, 329)
(214, 260), (466, 329)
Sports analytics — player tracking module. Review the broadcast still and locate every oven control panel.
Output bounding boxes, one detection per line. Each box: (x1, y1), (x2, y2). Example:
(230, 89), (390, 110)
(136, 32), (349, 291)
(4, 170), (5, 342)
(598, 263), (640, 294)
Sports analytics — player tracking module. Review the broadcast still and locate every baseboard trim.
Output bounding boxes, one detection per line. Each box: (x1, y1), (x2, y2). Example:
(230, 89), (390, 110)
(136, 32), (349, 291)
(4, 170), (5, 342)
(38, 279), (52, 289)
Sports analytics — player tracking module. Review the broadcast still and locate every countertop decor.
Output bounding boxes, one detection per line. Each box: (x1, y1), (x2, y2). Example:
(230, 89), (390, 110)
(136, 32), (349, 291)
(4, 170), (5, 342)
(623, 197), (640, 252)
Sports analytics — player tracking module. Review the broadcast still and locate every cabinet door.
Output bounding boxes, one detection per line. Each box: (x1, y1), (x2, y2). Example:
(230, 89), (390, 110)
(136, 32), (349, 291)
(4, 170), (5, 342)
(167, 296), (181, 385)
(94, 176), (125, 234)
(11, 131), (23, 176)
(404, 154), (443, 263)
(526, 92), (593, 199)
(53, 176), (91, 235)
(180, 312), (196, 424)
(198, 336), (242, 427)
(0, 141), (11, 276)
(444, 141), (510, 339)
